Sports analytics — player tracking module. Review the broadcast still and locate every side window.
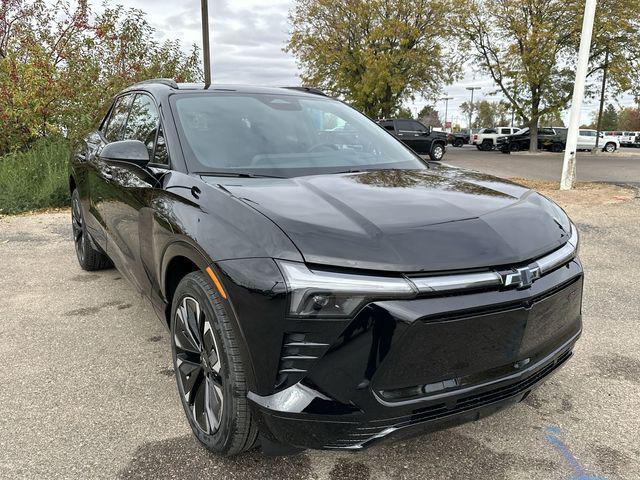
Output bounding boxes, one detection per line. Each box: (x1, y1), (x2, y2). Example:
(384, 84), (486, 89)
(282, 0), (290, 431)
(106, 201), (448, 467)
(103, 95), (133, 142)
(396, 120), (424, 133)
(539, 128), (555, 136)
(500, 128), (511, 134)
(123, 94), (159, 159)
(379, 121), (395, 132)
(484, 128), (498, 134)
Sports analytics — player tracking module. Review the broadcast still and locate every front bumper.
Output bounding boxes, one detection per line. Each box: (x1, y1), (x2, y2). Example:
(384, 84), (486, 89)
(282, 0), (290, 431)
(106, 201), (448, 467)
(250, 334), (577, 450)
(247, 259), (583, 450)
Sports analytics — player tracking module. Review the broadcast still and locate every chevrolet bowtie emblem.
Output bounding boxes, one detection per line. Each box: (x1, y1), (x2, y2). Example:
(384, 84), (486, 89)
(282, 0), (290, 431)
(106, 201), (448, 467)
(503, 266), (541, 289)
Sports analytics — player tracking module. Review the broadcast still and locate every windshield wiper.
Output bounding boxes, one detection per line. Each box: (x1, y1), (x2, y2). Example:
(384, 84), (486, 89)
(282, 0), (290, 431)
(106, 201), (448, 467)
(194, 171), (284, 179)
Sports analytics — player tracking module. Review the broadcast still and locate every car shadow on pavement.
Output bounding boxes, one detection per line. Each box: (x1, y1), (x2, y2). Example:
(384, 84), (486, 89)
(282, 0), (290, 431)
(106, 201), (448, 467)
(118, 427), (568, 480)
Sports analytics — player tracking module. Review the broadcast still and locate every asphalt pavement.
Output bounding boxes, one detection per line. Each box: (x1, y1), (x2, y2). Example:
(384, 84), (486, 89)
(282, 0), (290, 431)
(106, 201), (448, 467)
(441, 145), (640, 187)
(1, 157), (639, 479)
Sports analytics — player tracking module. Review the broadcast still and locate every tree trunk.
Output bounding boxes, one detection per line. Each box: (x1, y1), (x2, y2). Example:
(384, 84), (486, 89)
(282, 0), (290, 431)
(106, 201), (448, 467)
(529, 95), (540, 152)
(595, 49), (609, 149)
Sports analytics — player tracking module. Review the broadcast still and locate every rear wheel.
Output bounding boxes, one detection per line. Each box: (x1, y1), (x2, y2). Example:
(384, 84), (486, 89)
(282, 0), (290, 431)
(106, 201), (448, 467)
(71, 189), (112, 271)
(481, 140), (494, 151)
(551, 143), (563, 153)
(603, 142), (616, 153)
(453, 138), (464, 147)
(171, 271), (257, 456)
(429, 143), (445, 161)
(509, 142), (520, 152)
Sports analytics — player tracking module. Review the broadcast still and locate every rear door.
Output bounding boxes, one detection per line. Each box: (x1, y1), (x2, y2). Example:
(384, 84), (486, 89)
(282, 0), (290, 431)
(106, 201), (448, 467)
(577, 130), (596, 149)
(395, 119), (430, 154)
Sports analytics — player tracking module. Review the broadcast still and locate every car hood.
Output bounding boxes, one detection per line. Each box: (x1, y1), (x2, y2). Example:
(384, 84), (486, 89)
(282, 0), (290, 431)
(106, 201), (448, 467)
(201, 167), (570, 272)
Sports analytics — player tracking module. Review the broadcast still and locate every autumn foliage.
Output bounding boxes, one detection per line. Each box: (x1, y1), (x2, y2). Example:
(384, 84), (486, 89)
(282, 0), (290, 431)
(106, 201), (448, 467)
(0, 0), (202, 155)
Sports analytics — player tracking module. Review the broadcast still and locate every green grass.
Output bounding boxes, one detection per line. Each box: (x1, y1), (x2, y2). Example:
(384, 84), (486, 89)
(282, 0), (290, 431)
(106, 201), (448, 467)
(0, 138), (70, 214)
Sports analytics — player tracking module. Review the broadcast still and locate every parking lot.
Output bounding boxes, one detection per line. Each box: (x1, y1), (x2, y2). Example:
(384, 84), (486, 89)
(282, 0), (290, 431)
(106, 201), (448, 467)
(1, 151), (640, 479)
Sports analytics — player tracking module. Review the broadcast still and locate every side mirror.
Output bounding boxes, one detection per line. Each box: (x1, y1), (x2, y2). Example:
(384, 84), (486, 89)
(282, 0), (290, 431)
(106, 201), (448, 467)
(100, 140), (150, 167)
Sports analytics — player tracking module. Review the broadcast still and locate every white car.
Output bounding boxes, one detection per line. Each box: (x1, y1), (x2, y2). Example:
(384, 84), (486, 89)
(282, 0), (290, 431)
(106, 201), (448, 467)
(577, 129), (619, 152)
(472, 126), (520, 150)
(619, 131), (640, 147)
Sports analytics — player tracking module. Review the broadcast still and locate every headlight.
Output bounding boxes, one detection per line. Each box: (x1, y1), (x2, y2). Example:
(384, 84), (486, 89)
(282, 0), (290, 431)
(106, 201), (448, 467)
(277, 261), (415, 317)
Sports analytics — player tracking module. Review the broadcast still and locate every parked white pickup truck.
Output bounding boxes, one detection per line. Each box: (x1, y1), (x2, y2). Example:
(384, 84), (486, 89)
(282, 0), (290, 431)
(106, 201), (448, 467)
(577, 129), (620, 152)
(472, 127), (520, 151)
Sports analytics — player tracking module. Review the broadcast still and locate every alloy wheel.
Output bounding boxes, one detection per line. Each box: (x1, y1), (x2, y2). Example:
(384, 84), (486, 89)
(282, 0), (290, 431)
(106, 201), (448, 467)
(71, 194), (85, 264)
(432, 145), (444, 160)
(174, 296), (224, 434)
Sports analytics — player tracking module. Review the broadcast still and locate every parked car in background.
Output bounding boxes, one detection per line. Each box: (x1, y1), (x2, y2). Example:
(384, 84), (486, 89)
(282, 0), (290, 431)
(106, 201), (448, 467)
(447, 131), (469, 147)
(69, 79), (583, 455)
(497, 127), (566, 153)
(576, 129), (619, 152)
(377, 118), (448, 161)
(472, 127), (520, 151)
(619, 131), (640, 147)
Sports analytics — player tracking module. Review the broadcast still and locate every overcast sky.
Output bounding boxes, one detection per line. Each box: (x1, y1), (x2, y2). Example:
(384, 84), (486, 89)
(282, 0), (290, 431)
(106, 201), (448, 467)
(115, 0), (636, 127)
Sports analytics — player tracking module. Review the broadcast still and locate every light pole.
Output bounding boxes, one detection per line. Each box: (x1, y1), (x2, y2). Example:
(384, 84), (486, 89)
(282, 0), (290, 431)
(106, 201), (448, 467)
(440, 96), (453, 132)
(465, 87), (481, 132)
(560, 0), (597, 190)
(201, 0), (212, 86)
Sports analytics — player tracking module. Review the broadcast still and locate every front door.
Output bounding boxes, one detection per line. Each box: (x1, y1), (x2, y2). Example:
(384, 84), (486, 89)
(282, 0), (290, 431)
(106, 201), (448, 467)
(99, 92), (165, 293)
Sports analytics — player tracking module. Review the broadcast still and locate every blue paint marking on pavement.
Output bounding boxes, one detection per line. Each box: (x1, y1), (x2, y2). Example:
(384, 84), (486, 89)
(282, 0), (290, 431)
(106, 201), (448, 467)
(544, 427), (607, 480)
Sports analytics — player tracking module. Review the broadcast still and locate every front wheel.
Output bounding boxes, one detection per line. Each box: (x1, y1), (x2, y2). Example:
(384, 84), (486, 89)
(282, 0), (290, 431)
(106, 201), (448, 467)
(429, 143), (445, 161)
(509, 142), (520, 152)
(453, 139), (464, 147)
(171, 271), (257, 456)
(603, 142), (616, 153)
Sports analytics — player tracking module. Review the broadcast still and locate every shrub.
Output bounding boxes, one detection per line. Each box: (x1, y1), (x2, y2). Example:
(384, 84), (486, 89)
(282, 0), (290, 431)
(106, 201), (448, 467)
(0, 137), (70, 214)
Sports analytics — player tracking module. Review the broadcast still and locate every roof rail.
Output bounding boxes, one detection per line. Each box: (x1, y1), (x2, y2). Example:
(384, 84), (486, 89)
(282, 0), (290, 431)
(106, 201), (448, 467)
(282, 86), (327, 96)
(133, 78), (179, 89)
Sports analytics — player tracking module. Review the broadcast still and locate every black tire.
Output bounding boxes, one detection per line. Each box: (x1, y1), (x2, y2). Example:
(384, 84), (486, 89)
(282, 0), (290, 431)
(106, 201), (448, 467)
(603, 142), (616, 153)
(171, 271), (258, 456)
(500, 148), (511, 155)
(509, 142), (520, 152)
(429, 142), (445, 161)
(71, 189), (112, 271)
(453, 138), (464, 147)
(475, 145), (482, 150)
(481, 140), (494, 151)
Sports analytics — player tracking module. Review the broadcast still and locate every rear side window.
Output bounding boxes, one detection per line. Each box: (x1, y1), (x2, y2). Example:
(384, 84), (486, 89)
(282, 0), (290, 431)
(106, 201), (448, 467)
(499, 128), (511, 134)
(483, 128), (497, 134)
(123, 94), (160, 159)
(397, 120), (426, 133)
(103, 95), (133, 142)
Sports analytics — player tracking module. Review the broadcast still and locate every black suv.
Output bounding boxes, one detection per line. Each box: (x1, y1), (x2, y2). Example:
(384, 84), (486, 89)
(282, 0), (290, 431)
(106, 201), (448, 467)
(69, 80), (583, 455)
(497, 127), (567, 153)
(377, 118), (448, 161)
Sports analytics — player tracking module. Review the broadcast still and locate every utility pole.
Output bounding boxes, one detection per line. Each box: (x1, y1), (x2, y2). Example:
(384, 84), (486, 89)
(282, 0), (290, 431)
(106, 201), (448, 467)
(201, 0), (212, 87)
(440, 96), (453, 132)
(465, 86), (481, 132)
(560, 0), (597, 190)
(595, 48), (609, 149)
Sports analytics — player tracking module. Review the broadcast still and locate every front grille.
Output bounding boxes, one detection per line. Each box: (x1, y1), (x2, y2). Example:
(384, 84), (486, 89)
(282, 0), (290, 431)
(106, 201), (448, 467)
(324, 349), (572, 449)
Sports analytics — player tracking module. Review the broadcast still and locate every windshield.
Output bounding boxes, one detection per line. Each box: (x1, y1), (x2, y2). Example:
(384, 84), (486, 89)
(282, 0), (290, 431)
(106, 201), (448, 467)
(171, 92), (426, 177)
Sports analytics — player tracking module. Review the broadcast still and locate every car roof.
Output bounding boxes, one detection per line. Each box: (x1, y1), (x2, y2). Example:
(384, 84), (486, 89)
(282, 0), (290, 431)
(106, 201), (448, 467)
(120, 79), (329, 99)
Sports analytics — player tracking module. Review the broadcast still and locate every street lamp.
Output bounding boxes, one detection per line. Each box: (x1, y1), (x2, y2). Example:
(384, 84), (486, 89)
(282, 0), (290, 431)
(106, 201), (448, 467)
(440, 96), (453, 132)
(465, 86), (481, 131)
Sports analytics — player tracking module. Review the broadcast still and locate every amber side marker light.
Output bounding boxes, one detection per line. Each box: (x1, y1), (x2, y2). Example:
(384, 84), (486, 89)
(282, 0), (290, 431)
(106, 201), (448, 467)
(205, 266), (227, 299)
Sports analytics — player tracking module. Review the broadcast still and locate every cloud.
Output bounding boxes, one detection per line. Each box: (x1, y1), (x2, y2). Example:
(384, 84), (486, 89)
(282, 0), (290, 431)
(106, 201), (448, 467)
(118, 0), (635, 125)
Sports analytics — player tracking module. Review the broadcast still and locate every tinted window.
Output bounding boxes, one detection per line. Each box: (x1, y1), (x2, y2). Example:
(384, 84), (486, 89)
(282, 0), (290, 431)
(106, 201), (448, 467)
(123, 94), (159, 158)
(483, 128), (497, 134)
(539, 128), (555, 136)
(396, 120), (426, 133)
(103, 95), (133, 142)
(499, 128), (511, 134)
(172, 93), (425, 177)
